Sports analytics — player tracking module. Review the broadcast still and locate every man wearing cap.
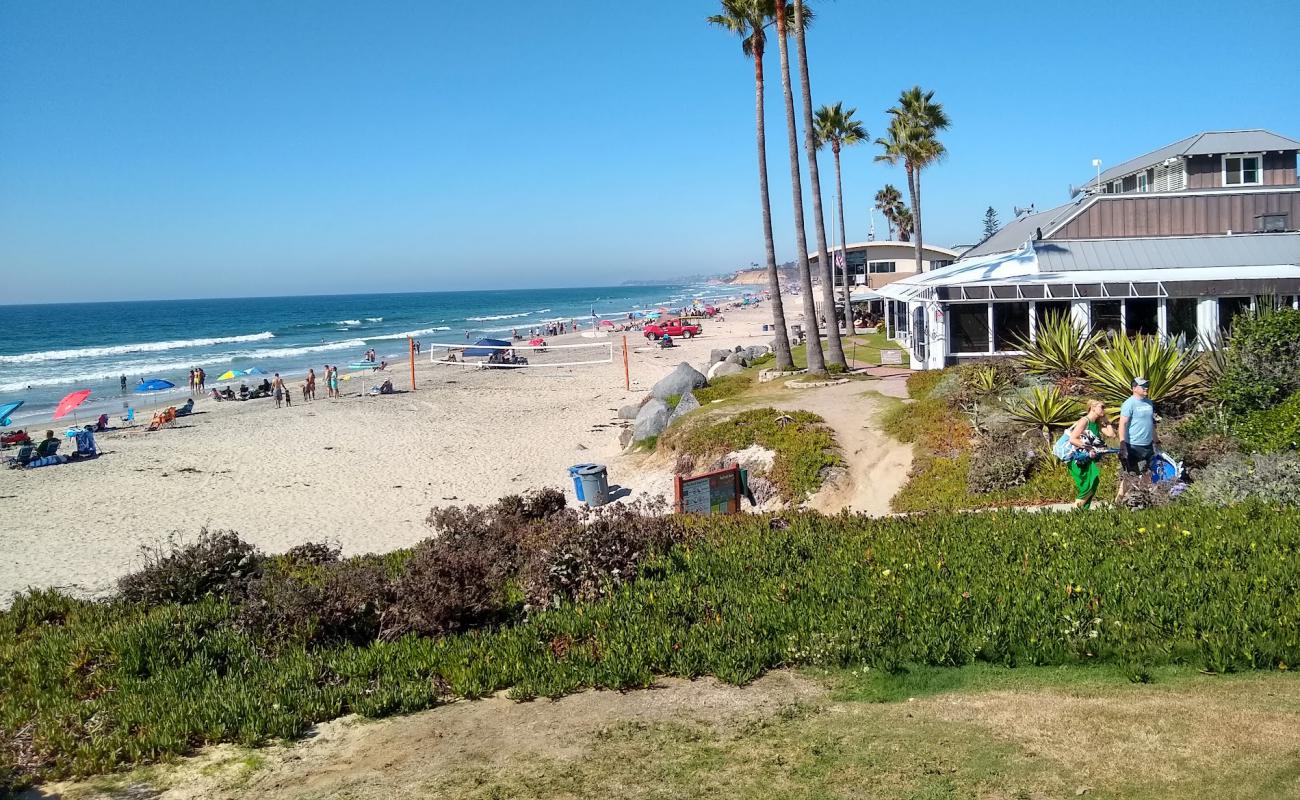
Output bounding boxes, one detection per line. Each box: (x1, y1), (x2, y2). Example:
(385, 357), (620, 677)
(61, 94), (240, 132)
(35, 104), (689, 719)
(1117, 377), (1156, 500)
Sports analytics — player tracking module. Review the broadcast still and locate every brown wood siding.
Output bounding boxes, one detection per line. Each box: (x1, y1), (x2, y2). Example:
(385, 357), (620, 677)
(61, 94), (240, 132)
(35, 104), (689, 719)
(1187, 155), (1218, 189)
(1265, 151), (1299, 185)
(1050, 191), (1300, 239)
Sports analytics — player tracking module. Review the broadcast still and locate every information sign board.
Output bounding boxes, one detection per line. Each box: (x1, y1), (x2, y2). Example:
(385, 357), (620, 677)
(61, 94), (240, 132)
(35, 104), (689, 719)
(674, 465), (742, 515)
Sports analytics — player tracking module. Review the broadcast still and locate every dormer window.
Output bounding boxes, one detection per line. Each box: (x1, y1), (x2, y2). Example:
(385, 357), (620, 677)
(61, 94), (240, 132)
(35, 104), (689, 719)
(1223, 153), (1262, 185)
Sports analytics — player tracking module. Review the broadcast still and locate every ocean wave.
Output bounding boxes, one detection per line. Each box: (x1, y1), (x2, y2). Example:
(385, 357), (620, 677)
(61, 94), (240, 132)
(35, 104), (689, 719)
(335, 319), (362, 326)
(241, 339), (368, 360)
(0, 332), (276, 365)
(465, 311), (532, 321)
(365, 317), (384, 322)
(369, 326), (451, 341)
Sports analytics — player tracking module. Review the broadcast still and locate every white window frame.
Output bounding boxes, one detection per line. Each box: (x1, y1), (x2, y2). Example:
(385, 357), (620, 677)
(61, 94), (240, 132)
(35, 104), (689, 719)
(1222, 152), (1263, 186)
(1136, 172), (1149, 192)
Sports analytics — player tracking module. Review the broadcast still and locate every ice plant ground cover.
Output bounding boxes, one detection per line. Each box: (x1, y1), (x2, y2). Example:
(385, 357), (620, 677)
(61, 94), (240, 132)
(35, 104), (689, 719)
(3, 501), (1299, 789)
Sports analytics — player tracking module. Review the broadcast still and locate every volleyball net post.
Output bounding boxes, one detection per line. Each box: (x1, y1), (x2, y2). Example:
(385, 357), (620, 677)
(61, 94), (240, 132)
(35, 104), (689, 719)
(408, 337), (416, 391)
(622, 335), (630, 391)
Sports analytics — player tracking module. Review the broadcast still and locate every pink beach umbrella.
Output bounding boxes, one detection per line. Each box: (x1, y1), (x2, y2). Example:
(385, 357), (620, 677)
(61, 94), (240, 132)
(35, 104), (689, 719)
(53, 389), (92, 422)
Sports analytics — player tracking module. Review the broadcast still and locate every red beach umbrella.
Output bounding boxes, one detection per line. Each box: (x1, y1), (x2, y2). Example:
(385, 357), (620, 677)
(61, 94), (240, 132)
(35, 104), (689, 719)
(53, 389), (92, 420)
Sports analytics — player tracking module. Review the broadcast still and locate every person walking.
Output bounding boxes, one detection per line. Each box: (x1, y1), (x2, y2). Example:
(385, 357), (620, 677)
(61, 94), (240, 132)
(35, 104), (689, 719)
(120, 374), (127, 393)
(1066, 400), (1116, 509)
(272, 373), (285, 408)
(306, 368), (316, 401)
(1117, 377), (1157, 501)
(197, 368), (205, 392)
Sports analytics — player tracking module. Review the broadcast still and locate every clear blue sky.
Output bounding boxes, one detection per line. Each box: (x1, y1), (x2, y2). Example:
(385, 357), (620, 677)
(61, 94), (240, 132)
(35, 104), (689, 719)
(3, 0), (1298, 303)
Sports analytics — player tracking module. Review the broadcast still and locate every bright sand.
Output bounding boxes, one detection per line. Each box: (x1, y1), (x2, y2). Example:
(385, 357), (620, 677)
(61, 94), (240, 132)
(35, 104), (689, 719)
(0, 303), (792, 600)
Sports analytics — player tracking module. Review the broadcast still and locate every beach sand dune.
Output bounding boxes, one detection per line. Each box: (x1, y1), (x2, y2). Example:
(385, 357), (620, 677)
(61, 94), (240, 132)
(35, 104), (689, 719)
(0, 306), (780, 600)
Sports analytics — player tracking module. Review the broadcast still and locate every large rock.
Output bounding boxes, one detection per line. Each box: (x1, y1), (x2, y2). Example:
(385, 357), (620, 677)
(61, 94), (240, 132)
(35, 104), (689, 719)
(709, 348), (732, 365)
(725, 353), (748, 366)
(711, 362), (745, 378)
(633, 398), (671, 441)
(745, 345), (771, 361)
(668, 390), (701, 425)
(617, 399), (645, 419)
(651, 362), (707, 400)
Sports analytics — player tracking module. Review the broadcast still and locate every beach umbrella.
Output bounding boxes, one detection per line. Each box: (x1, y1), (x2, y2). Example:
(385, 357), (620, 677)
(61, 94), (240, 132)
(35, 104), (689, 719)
(135, 379), (176, 393)
(598, 319), (615, 328)
(243, 367), (267, 376)
(53, 390), (92, 421)
(216, 369), (244, 381)
(0, 400), (23, 426)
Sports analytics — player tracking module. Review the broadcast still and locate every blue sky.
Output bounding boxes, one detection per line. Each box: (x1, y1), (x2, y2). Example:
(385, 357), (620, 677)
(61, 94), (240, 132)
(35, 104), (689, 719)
(3, 0), (1298, 303)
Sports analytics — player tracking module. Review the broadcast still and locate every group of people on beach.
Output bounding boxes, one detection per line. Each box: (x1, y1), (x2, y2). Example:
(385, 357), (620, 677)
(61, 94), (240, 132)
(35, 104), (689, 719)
(187, 368), (207, 394)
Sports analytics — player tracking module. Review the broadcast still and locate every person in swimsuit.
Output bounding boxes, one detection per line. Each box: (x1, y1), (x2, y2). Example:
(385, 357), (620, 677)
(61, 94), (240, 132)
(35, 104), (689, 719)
(272, 373), (284, 408)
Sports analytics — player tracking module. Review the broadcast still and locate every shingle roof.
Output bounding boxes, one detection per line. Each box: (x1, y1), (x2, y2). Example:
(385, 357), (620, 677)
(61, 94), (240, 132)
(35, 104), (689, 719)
(1086, 130), (1300, 188)
(959, 199), (1086, 259)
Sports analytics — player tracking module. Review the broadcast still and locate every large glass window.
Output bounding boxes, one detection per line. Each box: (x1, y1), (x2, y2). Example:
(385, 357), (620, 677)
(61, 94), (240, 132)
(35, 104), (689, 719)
(1092, 301), (1122, 335)
(1034, 301), (1071, 336)
(1223, 154), (1262, 186)
(895, 301), (908, 336)
(950, 303), (989, 353)
(1126, 298), (1159, 336)
(993, 302), (1030, 351)
(1167, 298), (1198, 343)
(1218, 297), (1251, 332)
(868, 261), (897, 273)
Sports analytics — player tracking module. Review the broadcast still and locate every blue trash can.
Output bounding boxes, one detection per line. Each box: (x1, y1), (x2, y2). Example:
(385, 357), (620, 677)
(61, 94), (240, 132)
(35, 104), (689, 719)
(576, 464), (610, 507)
(568, 463), (598, 501)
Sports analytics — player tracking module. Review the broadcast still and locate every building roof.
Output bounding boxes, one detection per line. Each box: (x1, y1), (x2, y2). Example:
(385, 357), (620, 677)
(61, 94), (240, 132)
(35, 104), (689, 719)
(959, 199), (1086, 259)
(807, 240), (958, 260)
(1086, 129), (1300, 189)
(878, 232), (1300, 302)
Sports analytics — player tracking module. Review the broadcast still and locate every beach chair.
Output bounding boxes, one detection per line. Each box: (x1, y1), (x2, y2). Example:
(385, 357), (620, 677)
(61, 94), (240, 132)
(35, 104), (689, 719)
(122, 407), (135, 425)
(74, 428), (97, 457)
(34, 437), (60, 458)
(95, 414), (109, 432)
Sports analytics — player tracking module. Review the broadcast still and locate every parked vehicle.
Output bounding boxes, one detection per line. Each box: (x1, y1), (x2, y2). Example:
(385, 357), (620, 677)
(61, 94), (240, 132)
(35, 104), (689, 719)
(643, 319), (702, 340)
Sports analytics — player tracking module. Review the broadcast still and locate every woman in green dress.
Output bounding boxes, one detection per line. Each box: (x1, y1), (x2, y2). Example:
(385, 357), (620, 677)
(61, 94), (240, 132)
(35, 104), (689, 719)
(1067, 400), (1115, 509)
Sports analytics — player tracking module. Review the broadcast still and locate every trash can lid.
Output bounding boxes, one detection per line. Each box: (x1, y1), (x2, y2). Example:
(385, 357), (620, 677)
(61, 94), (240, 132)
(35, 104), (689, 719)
(575, 464), (607, 475)
(568, 462), (599, 474)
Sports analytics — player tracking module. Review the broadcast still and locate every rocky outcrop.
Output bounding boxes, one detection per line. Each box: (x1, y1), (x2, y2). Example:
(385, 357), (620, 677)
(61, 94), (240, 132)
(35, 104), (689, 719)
(651, 362), (707, 400)
(633, 398), (671, 441)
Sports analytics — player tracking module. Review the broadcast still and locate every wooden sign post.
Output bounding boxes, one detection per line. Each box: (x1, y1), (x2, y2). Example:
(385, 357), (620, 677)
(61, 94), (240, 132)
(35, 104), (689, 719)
(674, 464), (743, 515)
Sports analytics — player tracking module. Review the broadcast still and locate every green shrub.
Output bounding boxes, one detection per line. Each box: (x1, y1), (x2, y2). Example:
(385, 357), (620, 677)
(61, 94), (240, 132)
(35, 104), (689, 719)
(117, 529), (263, 606)
(1212, 307), (1300, 414)
(1084, 332), (1202, 410)
(1190, 452), (1300, 507)
(1233, 392), (1300, 453)
(1003, 385), (1082, 440)
(660, 408), (838, 501)
(693, 373), (753, 404)
(966, 432), (1037, 494)
(1014, 311), (1100, 377)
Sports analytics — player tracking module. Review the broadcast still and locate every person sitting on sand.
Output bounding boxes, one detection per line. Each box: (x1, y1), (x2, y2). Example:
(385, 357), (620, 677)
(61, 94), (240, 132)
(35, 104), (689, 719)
(35, 431), (59, 457)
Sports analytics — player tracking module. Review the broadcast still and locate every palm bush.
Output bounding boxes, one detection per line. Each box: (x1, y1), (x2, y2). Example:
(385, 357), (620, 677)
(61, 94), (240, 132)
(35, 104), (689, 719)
(1084, 332), (1203, 409)
(1013, 312), (1100, 377)
(1003, 385), (1082, 441)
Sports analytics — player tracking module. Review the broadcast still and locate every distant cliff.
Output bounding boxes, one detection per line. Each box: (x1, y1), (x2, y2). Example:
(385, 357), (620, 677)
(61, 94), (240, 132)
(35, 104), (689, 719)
(726, 266), (794, 287)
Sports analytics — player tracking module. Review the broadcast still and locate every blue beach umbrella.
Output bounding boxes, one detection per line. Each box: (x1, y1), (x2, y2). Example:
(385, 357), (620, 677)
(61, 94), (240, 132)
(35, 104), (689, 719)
(135, 379), (176, 393)
(0, 400), (22, 426)
(243, 367), (267, 376)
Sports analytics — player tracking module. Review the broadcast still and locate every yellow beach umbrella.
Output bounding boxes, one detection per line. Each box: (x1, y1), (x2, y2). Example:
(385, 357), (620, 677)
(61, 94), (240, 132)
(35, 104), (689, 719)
(216, 369), (243, 381)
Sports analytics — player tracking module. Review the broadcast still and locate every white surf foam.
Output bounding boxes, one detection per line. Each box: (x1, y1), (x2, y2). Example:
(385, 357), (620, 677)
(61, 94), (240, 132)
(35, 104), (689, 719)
(465, 311), (532, 321)
(0, 332), (276, 365)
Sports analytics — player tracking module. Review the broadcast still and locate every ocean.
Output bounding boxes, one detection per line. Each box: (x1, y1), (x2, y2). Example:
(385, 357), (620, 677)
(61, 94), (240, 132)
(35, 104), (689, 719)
(0, 284), (733, 425)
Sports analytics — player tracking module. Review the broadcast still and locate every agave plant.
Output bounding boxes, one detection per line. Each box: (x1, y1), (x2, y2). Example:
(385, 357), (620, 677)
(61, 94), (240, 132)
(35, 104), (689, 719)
(1004, 385), (1083, 442)
(1084, 332), (1203, 409)
(1013, 312), (1101, 378)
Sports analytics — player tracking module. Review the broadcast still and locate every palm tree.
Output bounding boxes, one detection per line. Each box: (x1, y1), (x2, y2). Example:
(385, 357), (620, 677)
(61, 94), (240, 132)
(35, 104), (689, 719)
(894, 206), (914, 242)
(814, 102), (867, 331)
(772, 0), (825, 374)
(791, 0), (845, 369)
(708, 0), (794, 370)
(878, 86), (949, 275)
(874, 184), (903, 239)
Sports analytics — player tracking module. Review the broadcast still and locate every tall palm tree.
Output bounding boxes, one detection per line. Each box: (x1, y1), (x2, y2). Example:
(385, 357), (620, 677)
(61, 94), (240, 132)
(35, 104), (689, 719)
(814, 102), (867, 329)
(874, 184), (903, 239)
(708, 0), (794, 370)
(772, 0), (825, 374)
(791, 0), (845, 369)
(879, 86), (949, 275)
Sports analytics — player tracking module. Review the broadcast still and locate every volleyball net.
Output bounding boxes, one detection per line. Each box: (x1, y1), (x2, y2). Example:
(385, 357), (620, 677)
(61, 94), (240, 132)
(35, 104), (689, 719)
(426, 339), (615, 369)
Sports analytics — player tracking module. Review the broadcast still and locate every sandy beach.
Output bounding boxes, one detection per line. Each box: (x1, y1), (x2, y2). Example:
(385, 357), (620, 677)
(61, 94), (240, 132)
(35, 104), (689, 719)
(0, 303), (787, 600)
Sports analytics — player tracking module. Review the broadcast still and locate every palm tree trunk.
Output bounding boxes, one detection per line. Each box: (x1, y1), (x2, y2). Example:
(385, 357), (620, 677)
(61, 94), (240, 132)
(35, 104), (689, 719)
(833, 147), (851, 334)
(792, 0), (844, 369)
(774, 0), (825, 374)
(906, 164), (921, 273)
(753, 40), (794, 370)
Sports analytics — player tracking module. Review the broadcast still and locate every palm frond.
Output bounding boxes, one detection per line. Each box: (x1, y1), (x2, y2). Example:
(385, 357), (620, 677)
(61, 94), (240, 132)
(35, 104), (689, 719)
(1012, 311), (1100, 378)
(1083, 333), (1204, 409)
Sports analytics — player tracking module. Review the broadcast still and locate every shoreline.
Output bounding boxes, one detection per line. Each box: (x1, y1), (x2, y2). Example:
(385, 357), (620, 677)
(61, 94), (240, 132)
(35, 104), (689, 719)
(0, 301), (785, 601)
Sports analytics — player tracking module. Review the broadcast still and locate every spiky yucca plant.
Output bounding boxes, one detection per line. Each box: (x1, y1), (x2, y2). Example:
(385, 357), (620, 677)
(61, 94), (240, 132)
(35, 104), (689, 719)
(1013, 312), (1101, 378)
(1084, 333), (1203, 409)
(1004, 385), (1083, 442)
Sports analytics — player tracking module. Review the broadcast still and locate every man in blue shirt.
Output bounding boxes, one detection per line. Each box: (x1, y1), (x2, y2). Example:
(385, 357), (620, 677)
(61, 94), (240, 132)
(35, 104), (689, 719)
(1117, 376), (1157, 500)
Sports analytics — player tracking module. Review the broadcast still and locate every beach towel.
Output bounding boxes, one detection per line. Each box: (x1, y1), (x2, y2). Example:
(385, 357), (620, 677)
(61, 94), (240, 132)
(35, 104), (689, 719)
(26, 454), (69, 469)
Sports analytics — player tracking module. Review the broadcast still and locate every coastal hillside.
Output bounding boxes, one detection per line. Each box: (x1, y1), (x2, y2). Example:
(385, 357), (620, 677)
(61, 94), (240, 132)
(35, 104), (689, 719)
(726, 265), (795, 286)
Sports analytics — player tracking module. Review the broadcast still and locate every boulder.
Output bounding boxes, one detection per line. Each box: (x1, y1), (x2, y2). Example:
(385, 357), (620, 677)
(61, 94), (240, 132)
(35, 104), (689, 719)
(745, 345), (771, 361)
(617, 400), (645, 419)
(711, 362), (745, 378)
(725, 353), (748, 366)
(668, 390), (701, 425)
(618, 427), (634, 449)
(633, 398), (671, 441)
(651, 362), (707, 400)
(733, 346), (744, 353)
(709, 348), (732, 365)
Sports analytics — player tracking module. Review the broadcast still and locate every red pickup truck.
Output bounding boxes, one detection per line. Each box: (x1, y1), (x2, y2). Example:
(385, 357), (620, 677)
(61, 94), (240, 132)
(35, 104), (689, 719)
(643, 319), (702, 340)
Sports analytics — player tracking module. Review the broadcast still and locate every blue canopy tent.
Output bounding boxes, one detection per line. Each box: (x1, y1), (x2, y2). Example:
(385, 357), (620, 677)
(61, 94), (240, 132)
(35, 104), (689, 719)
(464, 338), (511, 358)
